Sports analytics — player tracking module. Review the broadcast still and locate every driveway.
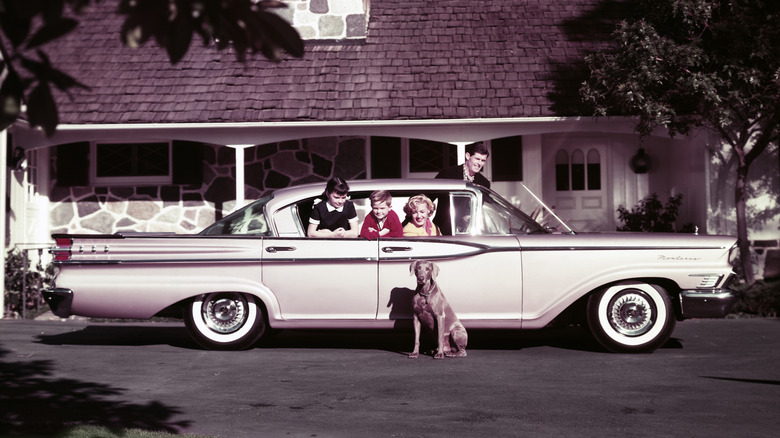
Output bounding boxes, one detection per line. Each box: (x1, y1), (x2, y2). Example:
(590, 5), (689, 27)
(1, 318), (778, 437)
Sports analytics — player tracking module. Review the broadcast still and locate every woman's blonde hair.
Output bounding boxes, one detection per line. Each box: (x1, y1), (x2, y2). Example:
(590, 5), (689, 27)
(403, 194), (436, 216)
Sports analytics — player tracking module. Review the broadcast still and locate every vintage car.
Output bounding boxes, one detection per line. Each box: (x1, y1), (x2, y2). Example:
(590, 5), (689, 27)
(43, 179), (738, 353)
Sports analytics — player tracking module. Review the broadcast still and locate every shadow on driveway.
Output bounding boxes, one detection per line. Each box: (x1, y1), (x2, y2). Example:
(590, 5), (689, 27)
(30, 321), (687, 354)
(0, 346), (191, 437)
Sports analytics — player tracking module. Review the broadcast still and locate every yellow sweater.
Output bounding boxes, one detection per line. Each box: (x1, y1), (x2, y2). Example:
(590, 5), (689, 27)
(403, 220), (441, 236)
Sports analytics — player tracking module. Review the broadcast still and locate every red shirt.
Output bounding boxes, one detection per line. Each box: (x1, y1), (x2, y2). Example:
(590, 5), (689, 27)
(360, 210), (403, 239)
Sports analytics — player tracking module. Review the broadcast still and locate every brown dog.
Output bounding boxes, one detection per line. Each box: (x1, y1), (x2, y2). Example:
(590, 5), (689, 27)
(409, 260), (468, 359)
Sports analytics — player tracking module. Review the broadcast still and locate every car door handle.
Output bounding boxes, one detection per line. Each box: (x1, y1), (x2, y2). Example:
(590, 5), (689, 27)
(381, 246), (412, 253)
(266, 246), (296, 253)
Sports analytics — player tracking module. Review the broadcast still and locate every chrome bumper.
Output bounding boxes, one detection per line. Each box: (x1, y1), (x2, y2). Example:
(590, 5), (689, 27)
(42, 288), (74, 318)
(678, 289), (738, 319)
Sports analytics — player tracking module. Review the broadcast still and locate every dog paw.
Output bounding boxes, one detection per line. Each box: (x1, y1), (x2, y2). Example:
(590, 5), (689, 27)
(445, 350), (467, 358)
(408, 352), (419, 359)
(433, 352), (445, 360)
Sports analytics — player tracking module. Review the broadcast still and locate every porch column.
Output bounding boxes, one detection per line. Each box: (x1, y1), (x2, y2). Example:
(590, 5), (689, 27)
(451, 142), (469, 164)
(0, 130), (7, 318)
(230, 144), (254, 211)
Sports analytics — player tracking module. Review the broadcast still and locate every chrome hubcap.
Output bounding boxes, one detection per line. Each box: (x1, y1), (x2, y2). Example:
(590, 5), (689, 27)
(607, 289), (655, 336)
(203, 294), (247, 334)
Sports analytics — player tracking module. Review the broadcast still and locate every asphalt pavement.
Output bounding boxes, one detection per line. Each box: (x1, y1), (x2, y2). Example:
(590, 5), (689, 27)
(1, 317), (778, 437)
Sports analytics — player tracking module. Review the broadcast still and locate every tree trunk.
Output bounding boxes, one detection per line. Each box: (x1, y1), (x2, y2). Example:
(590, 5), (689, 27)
(734, 162), (755, 285)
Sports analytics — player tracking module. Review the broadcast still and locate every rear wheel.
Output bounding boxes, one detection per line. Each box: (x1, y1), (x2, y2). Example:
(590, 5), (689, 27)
(586, 282), (675, 353)
(184, 292), (266, 350)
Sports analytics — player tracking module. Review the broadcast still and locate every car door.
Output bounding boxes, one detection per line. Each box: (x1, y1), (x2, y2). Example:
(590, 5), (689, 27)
(377, 191), (523, 323)
(261, 237), (379, 319)
(377, 237), (523, 323)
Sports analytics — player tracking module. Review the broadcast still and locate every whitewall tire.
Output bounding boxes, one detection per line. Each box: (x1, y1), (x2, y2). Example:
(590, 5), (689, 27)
(586, 282), (676, 353)
(184, 292), (266, 350)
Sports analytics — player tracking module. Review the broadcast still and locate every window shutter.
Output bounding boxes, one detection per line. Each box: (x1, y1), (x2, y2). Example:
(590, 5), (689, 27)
(56, 142), (89, 186)
(172, 141), (203, 185)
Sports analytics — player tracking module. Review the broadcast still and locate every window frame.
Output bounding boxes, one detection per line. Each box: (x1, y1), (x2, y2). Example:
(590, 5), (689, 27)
(90, 140), (173, 185)
(555, 147), (602, 192)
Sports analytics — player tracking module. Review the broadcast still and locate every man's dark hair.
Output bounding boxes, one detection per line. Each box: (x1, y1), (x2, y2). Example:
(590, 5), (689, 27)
(465, 141), (489, 157)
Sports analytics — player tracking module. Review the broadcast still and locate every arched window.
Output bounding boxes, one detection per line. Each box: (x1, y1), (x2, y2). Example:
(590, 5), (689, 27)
(555, 148), (602, 192)
(587, 148), (601, 190)
(571, 149), (585, 191)
(555, 149), (569, 191)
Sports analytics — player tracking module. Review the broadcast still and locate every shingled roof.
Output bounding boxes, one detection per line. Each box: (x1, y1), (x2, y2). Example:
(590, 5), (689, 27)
(44, 0), (621, 125)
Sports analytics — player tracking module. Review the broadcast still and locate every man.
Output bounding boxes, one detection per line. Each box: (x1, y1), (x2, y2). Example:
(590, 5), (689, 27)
(434, 141), (491, 188)
(433, 142), (491, 235)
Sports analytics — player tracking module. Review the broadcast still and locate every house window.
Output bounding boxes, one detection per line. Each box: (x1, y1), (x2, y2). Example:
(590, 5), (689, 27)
(92, 142), (172, 185)
(491, 136), (523, 181)
(587, 149), (601, 190)
(409, 139), (457, 174)
(370, 136), (402, 178)
(555, 149), (569, 191)
(571, 149), (585, 190)
(556, 148), (601, 191)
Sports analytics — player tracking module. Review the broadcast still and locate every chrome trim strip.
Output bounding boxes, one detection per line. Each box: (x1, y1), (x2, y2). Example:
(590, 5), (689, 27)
(520, 246), (726, 251)
(54, 258), (261, 265)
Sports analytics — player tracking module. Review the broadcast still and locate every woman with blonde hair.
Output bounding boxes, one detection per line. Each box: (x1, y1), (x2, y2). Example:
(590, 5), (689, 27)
(402, 194), (442, 236)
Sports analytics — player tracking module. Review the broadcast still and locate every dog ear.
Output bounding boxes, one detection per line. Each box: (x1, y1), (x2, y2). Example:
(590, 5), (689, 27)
(432, 262), (439, 280)
(409, 260), (419, 275)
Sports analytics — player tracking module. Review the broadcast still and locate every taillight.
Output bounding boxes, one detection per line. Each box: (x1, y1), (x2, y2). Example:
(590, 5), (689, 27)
(52, 237), (73, 262)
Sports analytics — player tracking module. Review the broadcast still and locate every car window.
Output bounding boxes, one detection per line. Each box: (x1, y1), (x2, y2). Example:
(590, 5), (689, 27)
(295, 192), (374, 237)
(200, 196), (271, 235)
(295, 190), (454, 237)
(451, 193), (473, 234)
(480, 191), (547, 235)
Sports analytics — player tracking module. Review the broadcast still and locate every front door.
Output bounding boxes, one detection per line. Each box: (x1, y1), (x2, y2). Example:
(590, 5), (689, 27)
(542, 136), (610, 231)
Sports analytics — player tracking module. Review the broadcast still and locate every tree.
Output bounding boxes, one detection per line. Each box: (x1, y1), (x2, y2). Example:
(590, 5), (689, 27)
(0, 0), (304, 136)
(581, 0), (780, 284)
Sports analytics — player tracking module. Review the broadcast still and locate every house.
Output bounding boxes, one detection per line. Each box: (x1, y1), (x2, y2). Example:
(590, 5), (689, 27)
(3, 0), (736, 309)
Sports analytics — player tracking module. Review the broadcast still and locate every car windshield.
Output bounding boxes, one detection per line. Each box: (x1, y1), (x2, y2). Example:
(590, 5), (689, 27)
(478, 188), (548, 234)
(200, 196), (271, 236)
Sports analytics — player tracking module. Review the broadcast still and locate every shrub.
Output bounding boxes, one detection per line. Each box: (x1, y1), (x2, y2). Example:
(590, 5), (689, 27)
(731, 279), (780, 317)
(617, 193), (686, 232)
(4, 249), (55, 318)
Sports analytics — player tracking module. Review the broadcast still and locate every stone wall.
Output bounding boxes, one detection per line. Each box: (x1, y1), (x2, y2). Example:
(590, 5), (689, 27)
(49, 136), (367, 234)
(276, 0), (368, 40)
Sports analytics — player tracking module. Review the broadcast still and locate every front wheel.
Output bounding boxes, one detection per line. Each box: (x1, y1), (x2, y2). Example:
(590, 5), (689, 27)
(586, 282), (676, 353)
(184, 292), (266, 350)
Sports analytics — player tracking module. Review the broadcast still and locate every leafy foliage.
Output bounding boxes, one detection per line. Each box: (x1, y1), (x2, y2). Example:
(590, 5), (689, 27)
(3, 249), (55, 318)
(0, 0), (303, 136)
(731, 279), (780, 317)
(581, 0), (780, 284)
(617, 193), (684, 232)
(581, 0), (780, 140)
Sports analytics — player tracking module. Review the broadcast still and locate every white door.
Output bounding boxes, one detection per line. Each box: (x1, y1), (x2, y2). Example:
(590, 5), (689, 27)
(543, 138), (610, 231)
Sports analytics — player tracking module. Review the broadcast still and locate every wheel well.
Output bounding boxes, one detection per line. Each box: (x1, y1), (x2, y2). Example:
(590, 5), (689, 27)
(597, 278), (682, 321)
(549, 278), (683, 328)
(154, 292), (272, 325)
